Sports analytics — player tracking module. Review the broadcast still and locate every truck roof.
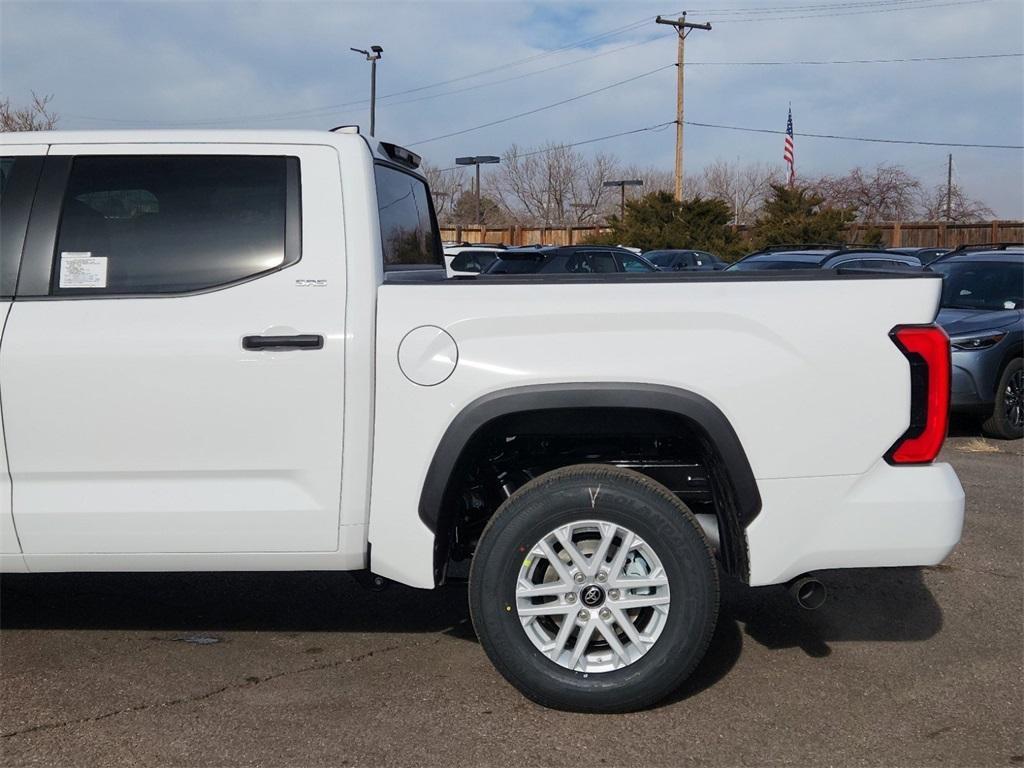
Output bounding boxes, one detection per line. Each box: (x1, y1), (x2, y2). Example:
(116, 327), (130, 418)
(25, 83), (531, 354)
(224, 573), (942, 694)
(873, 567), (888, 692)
(0, 128), (427, 177)
(0, 128), (369, 145)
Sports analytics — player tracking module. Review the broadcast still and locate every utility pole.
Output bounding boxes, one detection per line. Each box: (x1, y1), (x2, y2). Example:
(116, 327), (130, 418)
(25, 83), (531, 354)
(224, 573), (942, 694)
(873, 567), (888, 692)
(946, 153), (953, 221)
(350, 45), (383, 136)
(603, 179), (644, 220)
(656, 14), (712, 201)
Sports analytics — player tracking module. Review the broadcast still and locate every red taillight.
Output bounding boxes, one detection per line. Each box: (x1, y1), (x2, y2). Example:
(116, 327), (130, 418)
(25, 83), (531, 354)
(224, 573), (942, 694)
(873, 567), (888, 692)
(886, 325), (951, 465)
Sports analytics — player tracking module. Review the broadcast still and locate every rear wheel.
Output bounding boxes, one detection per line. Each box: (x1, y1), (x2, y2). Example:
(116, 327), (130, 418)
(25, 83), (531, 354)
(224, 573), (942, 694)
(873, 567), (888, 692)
(982, 358), (1023, 440)
(469, 464), (718, 713)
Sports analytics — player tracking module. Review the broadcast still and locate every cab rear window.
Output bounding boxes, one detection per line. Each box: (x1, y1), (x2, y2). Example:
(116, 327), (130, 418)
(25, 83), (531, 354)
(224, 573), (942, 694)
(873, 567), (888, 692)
(374, 164), (442, 270)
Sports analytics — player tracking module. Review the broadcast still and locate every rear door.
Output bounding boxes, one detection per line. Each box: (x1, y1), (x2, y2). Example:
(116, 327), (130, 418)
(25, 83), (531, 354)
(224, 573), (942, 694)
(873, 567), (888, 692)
(0, 145), (46, 559)
(1, 142), (348, 556)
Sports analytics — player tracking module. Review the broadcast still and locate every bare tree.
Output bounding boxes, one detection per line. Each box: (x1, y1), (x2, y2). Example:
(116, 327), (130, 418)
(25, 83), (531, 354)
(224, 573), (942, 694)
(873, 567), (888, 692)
(421, 162), (467, 226)
(918, 182), (996, 223)
(694, 159), (782, 225)
(616, 165), (675, 215)
(1, 92), (58, 132)
(490, 143), (621, 227)
(813, 164), (921, 223)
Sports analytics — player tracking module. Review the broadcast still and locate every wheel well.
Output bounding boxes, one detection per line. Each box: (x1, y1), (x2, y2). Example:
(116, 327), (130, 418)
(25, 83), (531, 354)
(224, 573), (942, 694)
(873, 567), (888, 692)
(999, 349), (1023, 379)
(421, 386), (760, 586)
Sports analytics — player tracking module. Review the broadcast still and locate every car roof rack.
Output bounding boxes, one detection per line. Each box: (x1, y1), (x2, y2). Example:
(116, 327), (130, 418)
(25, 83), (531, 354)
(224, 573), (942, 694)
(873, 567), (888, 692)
(827, 247), (897, 258)
(755, 243), (846, 253)
(929, 242), (1024, 264)
(946, 242), (1023, 254)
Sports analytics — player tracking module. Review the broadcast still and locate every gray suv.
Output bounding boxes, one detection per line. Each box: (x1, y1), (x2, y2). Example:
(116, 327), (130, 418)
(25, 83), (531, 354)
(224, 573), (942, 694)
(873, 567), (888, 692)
(929, 246), (1023, 439)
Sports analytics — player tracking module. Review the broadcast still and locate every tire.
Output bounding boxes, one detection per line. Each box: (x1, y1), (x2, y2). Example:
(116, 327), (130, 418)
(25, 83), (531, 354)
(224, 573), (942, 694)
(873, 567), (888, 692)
(469, 464), (718, 713)
(982, 358), (1023, 440)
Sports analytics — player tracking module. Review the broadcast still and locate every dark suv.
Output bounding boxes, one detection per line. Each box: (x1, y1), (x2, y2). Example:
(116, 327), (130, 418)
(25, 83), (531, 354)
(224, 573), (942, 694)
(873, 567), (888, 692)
(726, 244), (923, 271)
(483, 246), (658, 275)
(928, 245), (1023, 439)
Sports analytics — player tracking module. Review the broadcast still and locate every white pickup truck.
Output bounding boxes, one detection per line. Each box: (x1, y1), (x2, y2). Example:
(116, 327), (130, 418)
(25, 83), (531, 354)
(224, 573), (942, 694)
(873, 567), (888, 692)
(0, 130), (965, 712)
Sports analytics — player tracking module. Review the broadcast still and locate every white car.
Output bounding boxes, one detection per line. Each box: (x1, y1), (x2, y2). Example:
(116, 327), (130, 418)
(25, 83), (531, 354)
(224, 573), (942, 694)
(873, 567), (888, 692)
(0, 129), (964, 713)
(443, 244), (506, 277)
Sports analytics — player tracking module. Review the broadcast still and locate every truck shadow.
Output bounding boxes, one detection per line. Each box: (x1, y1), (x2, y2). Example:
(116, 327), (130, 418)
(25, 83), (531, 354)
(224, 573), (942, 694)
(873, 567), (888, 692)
(666, 566), (943, 704)
(0, 566), (941, 701)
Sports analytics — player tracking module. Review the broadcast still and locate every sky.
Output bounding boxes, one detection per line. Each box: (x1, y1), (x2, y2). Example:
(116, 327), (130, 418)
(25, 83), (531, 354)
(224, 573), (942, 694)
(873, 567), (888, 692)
(1, 0), (1022, 216)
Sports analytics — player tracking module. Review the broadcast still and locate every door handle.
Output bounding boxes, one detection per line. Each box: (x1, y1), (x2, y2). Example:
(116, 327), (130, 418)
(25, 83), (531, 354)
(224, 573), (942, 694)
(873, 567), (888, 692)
(242, 334), (324, 351)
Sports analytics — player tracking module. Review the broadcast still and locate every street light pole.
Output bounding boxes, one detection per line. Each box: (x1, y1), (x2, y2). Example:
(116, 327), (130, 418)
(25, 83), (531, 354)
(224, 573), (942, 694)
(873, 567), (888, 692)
(603, 179), (644, 220)
(475, 163), (482, 226)
(455, 155), (500, 228)
(350, 45), (383, 136)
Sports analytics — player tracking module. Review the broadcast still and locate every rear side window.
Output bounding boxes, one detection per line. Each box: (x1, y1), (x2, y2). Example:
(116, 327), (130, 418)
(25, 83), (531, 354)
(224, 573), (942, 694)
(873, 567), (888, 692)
(52, 155), (300, 295)
(375, 164), (442, 269)
(566, 251), (617, 273)
(450, 251), (498, 273)
(617, 252), (655, 272)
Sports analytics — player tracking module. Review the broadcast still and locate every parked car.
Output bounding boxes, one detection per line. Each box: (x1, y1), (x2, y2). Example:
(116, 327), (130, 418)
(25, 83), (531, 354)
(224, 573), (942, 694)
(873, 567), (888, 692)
(888, 246), (949, 265)
(928, 246), (1023, 439)
(0, 129), (964, 713)
(645, 249), (726, 271)
(726, 245), (923, 271)
(443, 244), (506, 277)
(483, 245), (659, 274)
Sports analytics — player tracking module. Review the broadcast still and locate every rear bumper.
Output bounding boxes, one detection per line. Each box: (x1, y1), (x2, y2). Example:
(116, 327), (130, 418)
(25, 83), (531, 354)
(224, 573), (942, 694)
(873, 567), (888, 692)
(746, 460), (965, 586)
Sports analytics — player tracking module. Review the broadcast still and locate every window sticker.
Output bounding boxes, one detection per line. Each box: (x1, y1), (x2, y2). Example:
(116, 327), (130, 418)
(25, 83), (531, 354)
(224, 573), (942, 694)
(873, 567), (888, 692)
(59, 252), (108, 289)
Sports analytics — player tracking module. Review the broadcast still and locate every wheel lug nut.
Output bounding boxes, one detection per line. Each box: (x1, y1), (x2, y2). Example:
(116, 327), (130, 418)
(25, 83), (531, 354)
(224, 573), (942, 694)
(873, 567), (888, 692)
(599, 608), (611, 621)
(573, 573), (585, 584)
(596, 572), (607, 583)
(565, 593), (576, 603)
(578, 610), (590, 622)
(608, 589), (620, 600)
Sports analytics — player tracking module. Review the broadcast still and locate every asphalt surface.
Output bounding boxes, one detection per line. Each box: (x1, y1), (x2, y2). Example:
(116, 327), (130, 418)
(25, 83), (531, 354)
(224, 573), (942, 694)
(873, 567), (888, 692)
(1, 428), (1021, 767)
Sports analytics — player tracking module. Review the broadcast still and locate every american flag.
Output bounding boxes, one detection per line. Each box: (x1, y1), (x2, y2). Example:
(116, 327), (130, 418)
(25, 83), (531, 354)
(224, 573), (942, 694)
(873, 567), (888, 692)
(783, 107), (795, 185)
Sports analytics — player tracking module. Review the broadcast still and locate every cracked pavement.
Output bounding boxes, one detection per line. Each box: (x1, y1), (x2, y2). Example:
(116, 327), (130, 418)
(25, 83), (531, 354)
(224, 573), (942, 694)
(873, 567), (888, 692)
(1, 430), (1021, 767)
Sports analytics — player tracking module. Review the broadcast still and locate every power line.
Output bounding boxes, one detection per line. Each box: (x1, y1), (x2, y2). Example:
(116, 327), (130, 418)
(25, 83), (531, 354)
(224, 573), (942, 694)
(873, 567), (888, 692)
(691, 0), (970, 15)
(64, 36), (667, 127)
(59, 0), (999, 128)
(683, 52), (1021, 66)
(409, 49), (1021, 150)
(683, 119), (1024, 149)
(66, 44), (1018, 128)
(431, 120), (678, 173)
(62, 11), (681, 128)
(706, 0), (991, 23)
(408, 64), (676, 146)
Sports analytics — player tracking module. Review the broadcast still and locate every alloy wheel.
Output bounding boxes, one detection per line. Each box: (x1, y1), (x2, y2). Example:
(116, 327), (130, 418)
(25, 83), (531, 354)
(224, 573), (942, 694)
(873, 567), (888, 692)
(515, 519), (670, 673)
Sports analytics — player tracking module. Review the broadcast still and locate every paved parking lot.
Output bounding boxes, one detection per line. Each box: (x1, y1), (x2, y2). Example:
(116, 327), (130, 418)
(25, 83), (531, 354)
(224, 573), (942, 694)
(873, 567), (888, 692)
(1, 428), (1021, 767)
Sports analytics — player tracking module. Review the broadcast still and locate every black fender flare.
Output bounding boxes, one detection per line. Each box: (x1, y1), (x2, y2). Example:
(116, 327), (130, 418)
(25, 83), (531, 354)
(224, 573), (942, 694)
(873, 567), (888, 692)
(418, 383), (761, 580)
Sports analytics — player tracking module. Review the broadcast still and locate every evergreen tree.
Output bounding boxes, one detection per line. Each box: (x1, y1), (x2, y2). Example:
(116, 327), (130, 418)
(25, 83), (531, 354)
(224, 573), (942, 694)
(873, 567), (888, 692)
(750, 184), (856, 248)
(585, 191), (743, 257)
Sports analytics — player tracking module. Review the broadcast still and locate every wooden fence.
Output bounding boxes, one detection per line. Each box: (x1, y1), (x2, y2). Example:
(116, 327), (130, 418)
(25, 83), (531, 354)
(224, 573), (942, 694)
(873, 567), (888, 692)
(441, 220), (1024, 249)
